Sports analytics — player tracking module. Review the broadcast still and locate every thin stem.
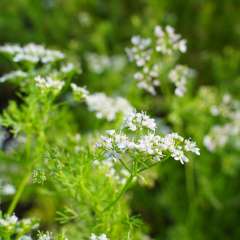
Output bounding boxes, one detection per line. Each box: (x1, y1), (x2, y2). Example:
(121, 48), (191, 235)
(185, 160), (196, 227)
(7, 135), (33, 216)
(185, 161), (195, 204)
(137, 156), (170, 174)
(137, 161), (160, 173)
(7, 170), (32, 215)
(103, 174), (134, 212)
(119, 158), (131, 172)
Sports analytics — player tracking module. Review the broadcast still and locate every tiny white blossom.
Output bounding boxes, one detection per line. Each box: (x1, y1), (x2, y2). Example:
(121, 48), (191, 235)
(96, 111), (200, 183)
(184, 139), (200, 155)
(124, 111), (156, 132)
(71, 83), (89, 99)
(126, 25), (190, 96)
(169, 65), (194, 97)
(35, 76), (64, 91)
(0, 70), (27, 83)
(204, 95), (240, 151)
(2, 183), (16, 195)
(90, 233), (109, 240)
(38, 232), (52, 240)
(61, 63), (75, 73)
(0, 43), (64, 64)
(86, 53), (126, 74)
(86, 93), (133, 121)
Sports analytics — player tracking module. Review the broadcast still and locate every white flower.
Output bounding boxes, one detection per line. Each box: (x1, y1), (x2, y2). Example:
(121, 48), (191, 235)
(61, 63), (75, 73)
(184, 139), (200, 155)
(2, 183), (16, 195)
(71, 83), (89, 99)
(0, 43), (64, 64)
(154, 25), (187, 54)
(38, 232), (52, 240)
(86, 93), (133, 121)
(203, 136), (216, 152)
(96, 111), (200, 182)
(35, 76), (64, 91)
(169, 65), (194, 97)
(171, 147), (189, 164)
(204, 95), (240, 151)
(90, 233), (109, 240)
(126, 25), (189, 96)
(0, 70), (27, 83)
(124, 111), (156, 132)
(154, 26), (164, 38)
(7, 214), (18, 224)
(86, 53), (126, 74)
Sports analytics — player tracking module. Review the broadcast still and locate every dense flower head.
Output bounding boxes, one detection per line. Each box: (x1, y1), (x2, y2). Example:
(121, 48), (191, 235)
(126, 25), (192, 96)
(35, 76), (64, 91)
(126, 36), (152, 67)
(86, 93), (133, 121)
(90, 233), (109, 240)
(154, 25), (187, 54)
(61, 63), (75, 73)
(71, 83), (89, 100)
(169, 64), (194, 97)
(86, 53), (126, 74)
(133, 64), (161, 95)
(0, 213), (38, 238)
(0, 43), (64, 64)
(0, 70), (27, 83)
(0, 182), (16, 196)
(204, 94), (240, 151)
(210, 94), (240, 119)
(37, 232), (52, 240)
(124, 111), (156, 131)
(96, 111), (200, 184)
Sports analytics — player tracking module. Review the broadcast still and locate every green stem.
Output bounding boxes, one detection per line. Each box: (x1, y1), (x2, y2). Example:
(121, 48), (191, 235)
(119, 159), (131, 172)
(7, 170), (32, 215)
(137, 156), (170, 173)
(185, 161), (195, 203)
(103, 174), (134, 212)
(185, 160), (196, 226)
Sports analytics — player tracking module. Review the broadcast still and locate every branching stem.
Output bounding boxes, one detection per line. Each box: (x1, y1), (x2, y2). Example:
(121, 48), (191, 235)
(103, 174), (134, 212)
(7, 170), (32, 215)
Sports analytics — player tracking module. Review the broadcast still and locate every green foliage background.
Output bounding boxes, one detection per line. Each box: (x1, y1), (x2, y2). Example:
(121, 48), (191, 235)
(0, 0), (240, 239)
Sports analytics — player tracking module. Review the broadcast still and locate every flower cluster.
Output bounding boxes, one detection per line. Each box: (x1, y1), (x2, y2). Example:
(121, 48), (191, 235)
(71, 83), (89, 100)
(154, 25), (187, 54)
(0, 213), (38, 239)
(124, 111), (156, 131)
(90, 233), (109, 240)
(126, 35), (157, 95)
(126, 25), (191, 96)
(0, 70), (27, 83)
(86, 93), (133, 121)
(0, 43), (64, 64)
(37, 231), (52, 240)
(86, 53), (126, 74)
(169, 64), (194, 97)
(96, 111), (200, 184)
(61, 63), (75, 73)
(0, 182), (16, 196)
(204, 94), (240, 151)
(35, 76), (64, 91)
(210, 94), (239, 118)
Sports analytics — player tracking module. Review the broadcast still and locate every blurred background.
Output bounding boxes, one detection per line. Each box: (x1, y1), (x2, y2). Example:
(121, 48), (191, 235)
(0, 0), (240, 239)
